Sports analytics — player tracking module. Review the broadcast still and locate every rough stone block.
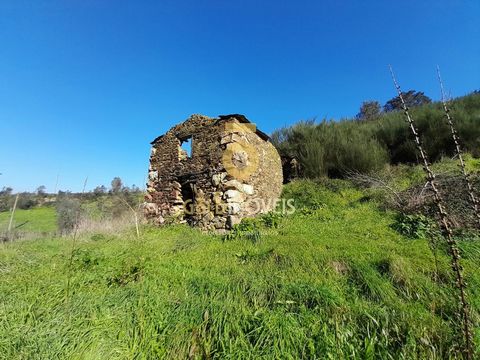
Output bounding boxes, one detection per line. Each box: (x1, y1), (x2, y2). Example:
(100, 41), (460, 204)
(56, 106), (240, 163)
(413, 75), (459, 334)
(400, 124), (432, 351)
(242, 184), (254, 195)
(224, 189), (246, 203)
(212, 172), (227, 186)
(224, 179), (243, 191)
(227, 202), (242, 215)
(226, 215), (241, 229)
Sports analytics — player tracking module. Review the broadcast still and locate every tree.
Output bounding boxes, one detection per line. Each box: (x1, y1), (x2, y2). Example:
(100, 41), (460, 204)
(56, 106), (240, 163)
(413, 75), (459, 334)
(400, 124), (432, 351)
(110, 177), (123, 194)
(356, 101), (381, 121)
(0, 187), (13, 212)
(93, 185), (107, 197)
(0, 187), (12, 196)
(56, 195), (81, 234)
(36, 185), (46, 196)
(130, 184), (141, 193)
(384, 90), (432, 112)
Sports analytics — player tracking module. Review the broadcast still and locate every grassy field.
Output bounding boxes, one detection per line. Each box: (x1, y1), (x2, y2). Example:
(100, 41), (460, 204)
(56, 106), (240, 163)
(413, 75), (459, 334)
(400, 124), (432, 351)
(0, 206), (57, 234)
(0, 180), (479, 359)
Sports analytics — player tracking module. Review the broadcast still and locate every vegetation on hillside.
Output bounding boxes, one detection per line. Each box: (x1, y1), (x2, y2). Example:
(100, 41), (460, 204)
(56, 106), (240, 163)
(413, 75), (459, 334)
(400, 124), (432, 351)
(0, 180), (479, 359)
(273, 92), (480, 178)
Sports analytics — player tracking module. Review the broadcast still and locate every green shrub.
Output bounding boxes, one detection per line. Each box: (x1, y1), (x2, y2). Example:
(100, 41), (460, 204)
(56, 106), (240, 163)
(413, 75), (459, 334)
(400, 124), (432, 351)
(56, 195), (81, 235)
(223, 218), (261, 243)
(391, 213), (432, 239)
(273, 120), (389, 178)
(260, 212), (282, 228)
(72, 248), (102, 269)
(106, 260), (143, 286)
(16, 193), (38, 210)
(0, 187), (13, 212)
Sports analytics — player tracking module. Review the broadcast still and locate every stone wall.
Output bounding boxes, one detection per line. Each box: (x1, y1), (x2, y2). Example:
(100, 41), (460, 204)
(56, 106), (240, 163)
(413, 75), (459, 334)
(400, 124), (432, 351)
(144, 114), (283, 231)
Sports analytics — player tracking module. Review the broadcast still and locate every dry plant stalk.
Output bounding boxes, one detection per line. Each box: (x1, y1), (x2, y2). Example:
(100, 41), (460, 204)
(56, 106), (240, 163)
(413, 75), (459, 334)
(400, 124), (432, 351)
(75, 214), (136, 235)
(437, 66), (480, 228)
(65, 177), (88, 304)
(7, 193), (19, 241)
(389, 66), (474, 359)
(345, 170), (403, 208)
(117, 195), (141, 239)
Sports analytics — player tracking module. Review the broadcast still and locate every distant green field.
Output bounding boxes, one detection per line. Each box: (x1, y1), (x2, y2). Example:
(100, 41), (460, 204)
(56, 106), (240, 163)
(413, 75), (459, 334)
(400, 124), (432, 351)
(0, 207), (57, 234)
(0, 180), (478, 359)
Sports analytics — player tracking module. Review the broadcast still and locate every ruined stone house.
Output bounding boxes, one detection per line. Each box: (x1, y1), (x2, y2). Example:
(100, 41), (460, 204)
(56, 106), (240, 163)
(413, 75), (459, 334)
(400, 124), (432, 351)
(144, 114), (283, 231)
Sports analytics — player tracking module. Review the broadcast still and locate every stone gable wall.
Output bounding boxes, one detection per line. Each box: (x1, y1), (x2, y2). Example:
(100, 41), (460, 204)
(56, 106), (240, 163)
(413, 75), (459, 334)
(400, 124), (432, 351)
(144, 114), (283, 231)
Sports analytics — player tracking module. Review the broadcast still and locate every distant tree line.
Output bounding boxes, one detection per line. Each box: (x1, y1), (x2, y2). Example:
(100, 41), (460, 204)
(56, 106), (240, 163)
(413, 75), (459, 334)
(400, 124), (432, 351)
(272, 91), (480, 178)
(1, 177), (144, 237)
(0, 186), (50, 212)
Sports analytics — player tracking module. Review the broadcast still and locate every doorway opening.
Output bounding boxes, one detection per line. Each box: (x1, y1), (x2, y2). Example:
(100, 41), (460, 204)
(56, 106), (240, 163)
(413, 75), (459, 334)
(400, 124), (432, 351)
(180, 179), (195, 224)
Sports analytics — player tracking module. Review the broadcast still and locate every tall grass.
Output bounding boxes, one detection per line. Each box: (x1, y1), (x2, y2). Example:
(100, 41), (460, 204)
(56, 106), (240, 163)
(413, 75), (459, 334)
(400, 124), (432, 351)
(0, 180), (478, 359)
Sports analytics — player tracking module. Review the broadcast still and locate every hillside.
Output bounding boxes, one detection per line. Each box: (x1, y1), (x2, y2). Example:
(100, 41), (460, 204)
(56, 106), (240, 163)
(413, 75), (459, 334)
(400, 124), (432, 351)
(273, 92), (480, 178)
(1, 180), (479, 359)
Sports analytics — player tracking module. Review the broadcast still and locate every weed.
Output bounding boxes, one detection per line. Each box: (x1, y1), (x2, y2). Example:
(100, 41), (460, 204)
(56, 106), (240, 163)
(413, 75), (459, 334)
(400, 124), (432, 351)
(223, 218), (261, 243)
(391, 213), (432, 239)
(107, 260), (143, 286)
(72, 248), (102, 269)
(260, 212), (282, 228)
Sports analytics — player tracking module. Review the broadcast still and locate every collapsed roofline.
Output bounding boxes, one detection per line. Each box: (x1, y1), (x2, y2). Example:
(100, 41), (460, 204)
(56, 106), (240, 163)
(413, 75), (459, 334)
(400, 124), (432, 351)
(150, 113), (270, 144)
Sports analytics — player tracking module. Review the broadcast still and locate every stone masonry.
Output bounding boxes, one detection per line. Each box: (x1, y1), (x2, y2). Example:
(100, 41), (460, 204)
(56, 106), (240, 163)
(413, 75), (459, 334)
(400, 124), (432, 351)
(144, 114), (283, 231)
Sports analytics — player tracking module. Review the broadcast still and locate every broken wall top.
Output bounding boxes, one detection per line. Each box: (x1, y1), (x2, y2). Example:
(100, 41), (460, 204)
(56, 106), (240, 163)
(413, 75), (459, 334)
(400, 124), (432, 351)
(150, 114), (270, 145)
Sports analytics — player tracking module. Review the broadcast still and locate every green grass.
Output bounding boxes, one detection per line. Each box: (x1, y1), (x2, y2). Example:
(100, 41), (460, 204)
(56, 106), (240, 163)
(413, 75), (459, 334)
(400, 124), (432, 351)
(0, 206), (57, 234)
(0, 180), (479, 359)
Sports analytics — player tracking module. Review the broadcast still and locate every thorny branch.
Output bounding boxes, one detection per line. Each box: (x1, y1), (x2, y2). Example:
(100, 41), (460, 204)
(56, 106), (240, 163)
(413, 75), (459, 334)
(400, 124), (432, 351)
(437, 66), (480, 228)
(389, 65), (474, 360)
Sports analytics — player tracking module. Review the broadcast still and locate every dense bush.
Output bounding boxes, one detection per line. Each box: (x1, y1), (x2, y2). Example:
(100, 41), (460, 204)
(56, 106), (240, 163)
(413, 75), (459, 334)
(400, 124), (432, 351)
(56, 195), (81, 234)
(273, 120), (389, 178)
(272, 92), (480, 178)
(16, 193), (38, 210)
(0, 187), (13, 212)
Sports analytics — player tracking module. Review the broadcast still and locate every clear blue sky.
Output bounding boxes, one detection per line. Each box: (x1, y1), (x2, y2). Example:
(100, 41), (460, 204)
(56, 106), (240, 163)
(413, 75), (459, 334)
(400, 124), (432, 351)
(1, 0), (478, 192)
